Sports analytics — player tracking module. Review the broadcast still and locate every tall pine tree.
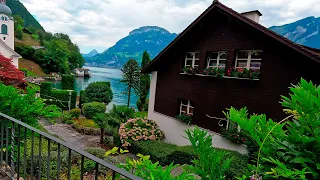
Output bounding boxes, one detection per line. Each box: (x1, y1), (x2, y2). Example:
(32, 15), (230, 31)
(121, 59), (140, 107)
(137, 51), (151, 111)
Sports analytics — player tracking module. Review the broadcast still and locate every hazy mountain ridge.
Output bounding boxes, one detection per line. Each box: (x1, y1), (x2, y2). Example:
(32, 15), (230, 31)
(270, 16), (320, 49)
(82, 49), (98, 58)
(84, 26), (177, 68)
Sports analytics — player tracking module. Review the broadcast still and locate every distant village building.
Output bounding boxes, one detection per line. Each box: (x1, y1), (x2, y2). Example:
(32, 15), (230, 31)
(0, 0), (21, 68)
(75, 68), (91, 77)
(31, 46), (45, 50)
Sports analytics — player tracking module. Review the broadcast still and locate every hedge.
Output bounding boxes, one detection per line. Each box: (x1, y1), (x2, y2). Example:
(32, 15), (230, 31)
(130, 141), (196, 166)
(40, 82), (76, 110)
(61, 74), (75, 90)
(40, 82), (52, 98)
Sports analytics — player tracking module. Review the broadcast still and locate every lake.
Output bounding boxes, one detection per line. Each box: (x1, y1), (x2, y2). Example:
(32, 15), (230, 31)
(50, 66), (138, 109)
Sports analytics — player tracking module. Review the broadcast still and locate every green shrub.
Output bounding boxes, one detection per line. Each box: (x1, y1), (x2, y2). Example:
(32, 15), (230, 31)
(61, 74), (75, 90)
(113, 130), (122, 147)
(130, 141), (195, 166)
(82, 102), (106, 119)
(84, 82), (113, 104)
(62, 112), (72, 123)
(70, 108), (81, 119)
(119, 118), (164, 147)
(85, 147), (106, 159)
(176, 114), (192, 124)
(109, 105), (135, 121)
(40, 82), (52, 98)
(104, 156), (121, 165)
(84, 160), (96, 172)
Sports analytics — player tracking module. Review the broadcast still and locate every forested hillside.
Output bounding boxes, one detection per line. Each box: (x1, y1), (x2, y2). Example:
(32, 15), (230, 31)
(7, 0), (44, 31)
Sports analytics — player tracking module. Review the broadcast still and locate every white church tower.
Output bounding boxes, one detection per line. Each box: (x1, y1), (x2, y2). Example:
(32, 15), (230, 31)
(0, 0), (21, 68)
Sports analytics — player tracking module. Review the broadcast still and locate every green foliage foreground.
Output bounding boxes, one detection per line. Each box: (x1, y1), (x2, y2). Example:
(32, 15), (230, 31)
(226, 78), (320, 179)
(0, 84), (61, 125)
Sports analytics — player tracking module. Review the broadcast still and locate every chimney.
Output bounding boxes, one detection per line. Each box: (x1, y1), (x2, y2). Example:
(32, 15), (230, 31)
(241, 10), (262, 23)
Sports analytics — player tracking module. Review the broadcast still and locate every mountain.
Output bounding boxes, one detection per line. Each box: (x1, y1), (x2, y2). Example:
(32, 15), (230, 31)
(82, 49), (98, 58)
(84, 26), (178, 68)
(270, 16), (320, 49)
(7, 0), (44, 31)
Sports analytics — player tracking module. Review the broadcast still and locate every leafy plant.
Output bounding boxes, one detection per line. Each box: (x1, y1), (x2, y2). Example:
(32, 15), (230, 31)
(119, 118), (165, 147)
(185, 126), (232, 180)
(82, 101), (106, 119)
(93, 113), (118, 143)
(118, 153), (195, 180)
(85, 147), (106, 159)
(176, 114), (192, 124)
(227, 67), (260, 80)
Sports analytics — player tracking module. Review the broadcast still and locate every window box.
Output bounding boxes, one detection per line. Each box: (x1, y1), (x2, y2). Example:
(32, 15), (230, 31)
(177, 100), (194, 124)
(226, 67), (260, 80)
(182, 66), (199, 75)
(202, 67), (225, 79)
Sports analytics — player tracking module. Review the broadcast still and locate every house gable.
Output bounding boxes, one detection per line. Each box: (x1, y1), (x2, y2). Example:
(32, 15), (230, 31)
(142, 1), (320, 73)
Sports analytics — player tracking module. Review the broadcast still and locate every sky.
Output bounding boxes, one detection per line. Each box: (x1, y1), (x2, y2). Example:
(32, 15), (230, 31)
(20, 0), (320, 54)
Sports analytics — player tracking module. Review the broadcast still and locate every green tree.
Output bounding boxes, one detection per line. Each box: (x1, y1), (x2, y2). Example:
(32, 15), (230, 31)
(137, 51), (151, 111)
(84, 82), (113, 104)
(93, 113), (118, 144)
(121, 59), (140, 107)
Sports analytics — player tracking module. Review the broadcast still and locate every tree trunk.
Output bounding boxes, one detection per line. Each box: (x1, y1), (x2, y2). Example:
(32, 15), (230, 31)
(127, 87), (131, 107)
(100, 128), (104, 144)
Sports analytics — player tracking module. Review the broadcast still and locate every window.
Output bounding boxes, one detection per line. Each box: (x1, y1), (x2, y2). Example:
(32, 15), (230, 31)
(207, 51), (227, 68)
(180, 100), (194, 115)
(185, 52), (200, 68)
(235, 50), (262, 70)
(1, 24), (7, 35)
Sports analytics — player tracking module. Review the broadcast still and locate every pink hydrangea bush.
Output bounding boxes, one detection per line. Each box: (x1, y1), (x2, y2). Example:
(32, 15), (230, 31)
(119, 118), (165, 147)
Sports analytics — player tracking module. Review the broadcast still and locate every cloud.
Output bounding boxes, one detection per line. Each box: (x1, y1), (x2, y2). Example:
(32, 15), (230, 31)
(20, 0), (320, 53)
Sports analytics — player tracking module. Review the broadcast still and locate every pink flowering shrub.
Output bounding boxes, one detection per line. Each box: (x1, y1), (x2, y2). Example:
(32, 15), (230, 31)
(119, 118), (165, 147)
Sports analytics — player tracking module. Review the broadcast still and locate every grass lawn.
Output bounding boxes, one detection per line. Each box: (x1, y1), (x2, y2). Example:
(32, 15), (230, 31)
(133, 111), (148, 118)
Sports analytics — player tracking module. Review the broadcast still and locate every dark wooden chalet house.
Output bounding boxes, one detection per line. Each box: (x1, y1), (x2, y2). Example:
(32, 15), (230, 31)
(142, 0), (320, 151)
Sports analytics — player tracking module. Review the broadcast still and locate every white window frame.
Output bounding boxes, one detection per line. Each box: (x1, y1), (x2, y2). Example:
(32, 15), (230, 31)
(185, 52), (200, 68)
(207, 51), (227, 68)
(235, 50), (262, 70)
(180, 100), (194, 115)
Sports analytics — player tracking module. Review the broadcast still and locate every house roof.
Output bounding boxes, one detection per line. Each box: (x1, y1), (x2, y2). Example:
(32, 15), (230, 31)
(0, 40), (21, 58)
(142, 0), (320, 73)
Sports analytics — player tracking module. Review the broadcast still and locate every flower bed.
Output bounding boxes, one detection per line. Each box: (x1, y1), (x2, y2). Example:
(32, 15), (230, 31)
(119, 118), (165, 147)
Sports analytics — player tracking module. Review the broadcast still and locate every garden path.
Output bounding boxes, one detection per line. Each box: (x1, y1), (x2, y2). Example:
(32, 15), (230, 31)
(38, 119), (100, 149)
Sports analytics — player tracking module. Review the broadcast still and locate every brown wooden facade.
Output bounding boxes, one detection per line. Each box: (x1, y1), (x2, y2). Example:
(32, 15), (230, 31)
(143, 2), (320, 133)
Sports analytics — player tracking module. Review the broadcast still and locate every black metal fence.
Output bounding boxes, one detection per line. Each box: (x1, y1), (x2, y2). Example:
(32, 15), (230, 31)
(0, 112), (142, 180)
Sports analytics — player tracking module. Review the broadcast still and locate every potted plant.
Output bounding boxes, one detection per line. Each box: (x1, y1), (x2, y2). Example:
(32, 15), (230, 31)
(176, 114), (193, 124)
(203, 67), (225, 79)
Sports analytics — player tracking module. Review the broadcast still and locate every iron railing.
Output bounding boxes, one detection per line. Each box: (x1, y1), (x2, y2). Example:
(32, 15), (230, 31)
(0, 112), (142, 180)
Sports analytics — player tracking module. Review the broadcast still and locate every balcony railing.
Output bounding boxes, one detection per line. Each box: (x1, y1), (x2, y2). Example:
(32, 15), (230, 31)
(0, 112), (142, 180)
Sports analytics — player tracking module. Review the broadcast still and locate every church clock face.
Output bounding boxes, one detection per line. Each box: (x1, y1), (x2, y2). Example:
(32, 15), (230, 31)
(1, 15), (9, 22)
